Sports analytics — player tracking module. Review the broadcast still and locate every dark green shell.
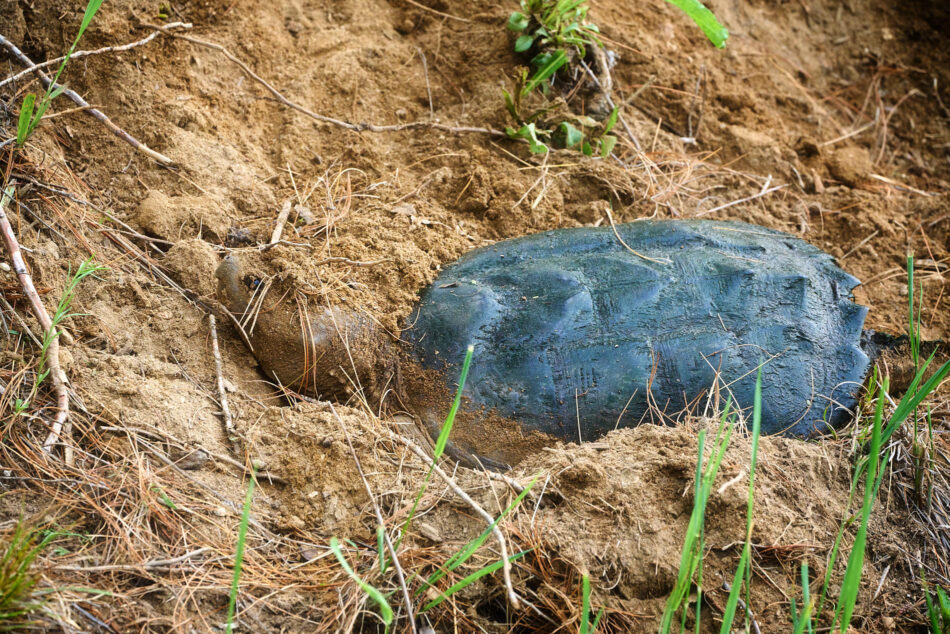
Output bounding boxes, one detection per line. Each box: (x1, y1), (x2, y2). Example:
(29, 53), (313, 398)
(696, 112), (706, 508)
(407, 220), (869, 440)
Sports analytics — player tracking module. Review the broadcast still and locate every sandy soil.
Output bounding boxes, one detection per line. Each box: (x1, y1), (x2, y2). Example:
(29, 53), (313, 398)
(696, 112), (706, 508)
(0, 0), (949, 631)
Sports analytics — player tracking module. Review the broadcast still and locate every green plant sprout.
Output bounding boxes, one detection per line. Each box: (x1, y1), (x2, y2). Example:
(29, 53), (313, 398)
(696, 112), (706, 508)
(329, 537), (393, 630)
(16, 0), (104, 146)
(507, 0), (603, 97)
(415, 475), (538, 610)
(719, 370), (762, 634)
(226, 468), (256, 633)
(11, 256), (104, 415)
(580, 573), (605, 634)
(924, 579), (950, 634)
(504, 0), (727, 155)
(396, 344), (474, 552)
(659, 399), (734, 632)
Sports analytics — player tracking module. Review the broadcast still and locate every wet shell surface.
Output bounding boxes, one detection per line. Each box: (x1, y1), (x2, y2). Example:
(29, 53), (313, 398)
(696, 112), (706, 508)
(407, 220), (870, 440)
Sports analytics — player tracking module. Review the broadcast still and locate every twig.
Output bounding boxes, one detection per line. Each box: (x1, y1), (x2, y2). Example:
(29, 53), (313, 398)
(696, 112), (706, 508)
(697, 177), (785, 216)
(0, 187), (72, 462)
(839, 229), (880, 261)
(401, 0), (471, 23)
(329, 403), (417, 633)
(376, 424), (522, 608)
(868, 173), (933, 197)
(314, 256), (389, 267)
(0, 22), (192, 90)
(54, 547), (212, 572)
(0, 33), (173, 165)
(604, 207), (670, 265)
(208, 314), (235, 437)
(144, 24), (504, 138)
(721, 581), (762, 634)
(417, 48), (433, 120)
(269, 200), (293, 245)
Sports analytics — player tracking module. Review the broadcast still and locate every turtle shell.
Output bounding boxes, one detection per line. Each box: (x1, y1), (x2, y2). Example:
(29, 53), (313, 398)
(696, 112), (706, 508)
(407, 220), (870, 440)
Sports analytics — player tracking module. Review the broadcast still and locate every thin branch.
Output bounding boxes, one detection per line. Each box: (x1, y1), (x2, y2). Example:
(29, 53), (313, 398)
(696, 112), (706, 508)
(401, 0), (471, 22)
(604, 207), (670, 265)
(0, 33), (173, 165)
(329, 403), (417, 634)
(269, 200), (293, 245)
(696, 176), (786, 216)
(55, 547), (212, 572)
(376, 424), (522, 609)
(0, 187), (72, 462)
(143, 24), (505, 138)
(0, 23), (192, 90)
(208, 314), (235, 437)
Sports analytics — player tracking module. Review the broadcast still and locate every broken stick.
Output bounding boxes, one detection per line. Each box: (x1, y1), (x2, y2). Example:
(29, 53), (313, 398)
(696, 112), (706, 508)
(0, 33), (173, 165)
(0, 187), (72, 462)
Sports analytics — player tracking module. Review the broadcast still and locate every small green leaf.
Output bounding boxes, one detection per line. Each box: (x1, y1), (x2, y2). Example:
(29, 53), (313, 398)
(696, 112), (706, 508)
(16, 94), (36, 146)
(664, 0), (729, 48)
(514, 34), (535, 52)
(604, 107), (619, 134)
(582, 140), (593, 156)
(522, 49), (568, 95)
(599, 134), (617, 158)
(509, 123), (549, 154)
(559, 121), (583, 148)
(508, 12), (529, 31)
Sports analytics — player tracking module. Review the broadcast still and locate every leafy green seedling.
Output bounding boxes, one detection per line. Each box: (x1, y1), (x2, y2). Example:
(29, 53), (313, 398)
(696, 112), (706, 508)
(226, 469), (256, 633)
(16, 0), (104, 146)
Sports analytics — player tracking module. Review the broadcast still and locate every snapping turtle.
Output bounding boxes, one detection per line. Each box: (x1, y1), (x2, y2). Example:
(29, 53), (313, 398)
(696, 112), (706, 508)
(217, 220), (880, 467)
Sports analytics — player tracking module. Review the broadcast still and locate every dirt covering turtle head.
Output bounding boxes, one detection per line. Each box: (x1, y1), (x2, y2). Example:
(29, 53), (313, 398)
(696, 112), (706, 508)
(215, 253), (533, 470)
(215, 254), (394, 406)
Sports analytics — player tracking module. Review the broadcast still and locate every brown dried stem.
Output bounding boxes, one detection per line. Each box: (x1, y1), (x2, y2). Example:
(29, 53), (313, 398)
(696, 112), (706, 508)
(0, 187), (71, 461)
(0, 22), (192, 90)
(208, 314), (235, 437)
(330, 403), (417, 633)
(143, 23), (505, 138)
(0, 33), (173, 165)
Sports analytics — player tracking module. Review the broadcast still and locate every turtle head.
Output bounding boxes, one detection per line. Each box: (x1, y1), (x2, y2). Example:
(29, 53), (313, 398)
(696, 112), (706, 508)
(215, 254), (393, 405)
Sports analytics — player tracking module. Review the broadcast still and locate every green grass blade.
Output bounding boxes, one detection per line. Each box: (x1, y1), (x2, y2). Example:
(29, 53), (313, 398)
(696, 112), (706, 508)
(925, 584), (940, 633)
(660, 405), (734, 633)
(16, 95), (36, 146)
(664, 0), (729, 48)
(421, 550), (529, 612)
(581, 573), (592, 634)
(719, 545), (750, 633)
(522, 49), (568, 95)
(417, 474), (538, 595)
(397, 345), (474, 551)
(226, 469), (256, 633)
(791, 598), (814, 634)
(433, 344), (474, 461)
(330, 537), (394, 625)
(833, 385), (886, 632)
(882, 355), (950, 444)
(800, 562), (813, 634)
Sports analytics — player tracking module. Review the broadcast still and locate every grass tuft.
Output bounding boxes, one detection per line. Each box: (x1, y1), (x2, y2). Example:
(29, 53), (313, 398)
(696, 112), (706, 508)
(659, 399), (734, 633)
(0, 520), (54, 629)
